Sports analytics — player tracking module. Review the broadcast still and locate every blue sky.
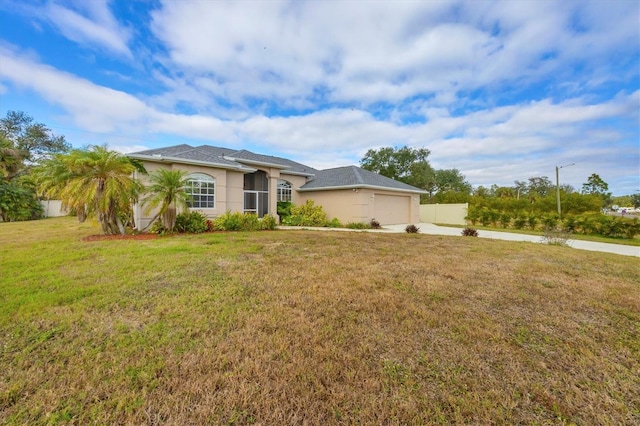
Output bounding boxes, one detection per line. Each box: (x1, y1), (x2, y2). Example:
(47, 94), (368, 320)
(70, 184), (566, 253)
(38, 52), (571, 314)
(1, 0), (638, 195)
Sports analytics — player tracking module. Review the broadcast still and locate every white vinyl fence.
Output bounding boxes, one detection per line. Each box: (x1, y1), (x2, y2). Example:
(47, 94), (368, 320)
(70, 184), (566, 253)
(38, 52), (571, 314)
(419, 203), (468, 225)
(40, 200), (68, 218)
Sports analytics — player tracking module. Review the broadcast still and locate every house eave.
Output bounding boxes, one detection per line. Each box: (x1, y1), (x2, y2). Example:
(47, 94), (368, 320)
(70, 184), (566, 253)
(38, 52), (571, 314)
(280, 170), (316, 178)
(298, 184), (427, 194)
(127, 154), (257, 172)
(225, 157), (290, 170)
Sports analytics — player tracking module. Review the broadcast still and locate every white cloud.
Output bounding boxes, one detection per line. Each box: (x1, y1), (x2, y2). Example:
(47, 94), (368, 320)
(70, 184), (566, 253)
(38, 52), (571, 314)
(2, 0), (132, 58)
(47, 0), (132, 58)
(0, 48), (146, 132)
(2, 45), (636, 194)
(147, 0), (638, 111)
(1, 0), (638, 194)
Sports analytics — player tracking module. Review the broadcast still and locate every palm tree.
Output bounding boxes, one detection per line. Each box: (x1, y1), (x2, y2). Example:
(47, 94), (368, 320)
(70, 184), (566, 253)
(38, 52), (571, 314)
(35, 153), (82, 219)
(38, 145), (143, 234)
(143, 169), (191, 232)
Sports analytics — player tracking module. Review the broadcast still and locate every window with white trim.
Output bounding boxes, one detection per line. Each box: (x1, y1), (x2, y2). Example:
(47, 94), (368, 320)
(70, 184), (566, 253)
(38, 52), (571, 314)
(277, 179), (292, 202)
(185, 173), (215, 208)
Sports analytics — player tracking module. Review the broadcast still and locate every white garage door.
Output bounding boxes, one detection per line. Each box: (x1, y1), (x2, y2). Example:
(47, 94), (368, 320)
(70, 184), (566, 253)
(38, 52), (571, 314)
(374, 194), (410, 225)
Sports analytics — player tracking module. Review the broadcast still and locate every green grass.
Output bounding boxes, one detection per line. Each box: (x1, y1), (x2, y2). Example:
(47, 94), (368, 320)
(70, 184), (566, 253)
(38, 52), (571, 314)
(440, 223), (640, 246)
(1, 217), (639, 424)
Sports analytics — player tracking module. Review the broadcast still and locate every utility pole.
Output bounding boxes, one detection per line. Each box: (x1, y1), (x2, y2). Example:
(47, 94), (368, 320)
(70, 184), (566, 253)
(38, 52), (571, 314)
(556, 163), (575, 217)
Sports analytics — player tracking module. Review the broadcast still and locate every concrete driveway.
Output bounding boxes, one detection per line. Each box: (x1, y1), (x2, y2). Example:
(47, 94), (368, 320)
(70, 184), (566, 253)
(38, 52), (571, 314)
(382, 223), (640, 258)
(279, 223), (639, 257)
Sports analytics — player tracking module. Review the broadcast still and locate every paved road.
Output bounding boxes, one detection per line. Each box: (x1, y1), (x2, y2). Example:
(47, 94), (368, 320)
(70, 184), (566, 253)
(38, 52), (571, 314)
(280, 223), (640, 257)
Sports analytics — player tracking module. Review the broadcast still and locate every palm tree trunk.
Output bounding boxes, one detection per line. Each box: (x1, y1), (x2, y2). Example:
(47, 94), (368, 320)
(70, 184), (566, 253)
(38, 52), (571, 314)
(164, 205), (177, 232)
(77, 206), (87, 223)
(116, 215), (125, 235)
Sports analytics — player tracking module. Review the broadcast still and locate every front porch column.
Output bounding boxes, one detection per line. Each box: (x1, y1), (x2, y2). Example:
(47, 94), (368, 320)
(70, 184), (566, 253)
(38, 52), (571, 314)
(268, 168), (280, 221)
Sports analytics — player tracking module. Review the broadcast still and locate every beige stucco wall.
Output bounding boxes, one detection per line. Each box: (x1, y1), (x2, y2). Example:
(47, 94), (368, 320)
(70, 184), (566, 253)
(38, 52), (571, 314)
(135, 161), (246, 230)
(298, 189), (369, 223)
(225, 172), (244, 214)
(419, 203), (468, 225)
(297, 188), (421, 225)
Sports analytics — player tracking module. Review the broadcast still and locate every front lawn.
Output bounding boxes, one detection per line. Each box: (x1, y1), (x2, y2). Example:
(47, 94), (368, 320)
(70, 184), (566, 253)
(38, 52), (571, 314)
(1, 217), (638, 424)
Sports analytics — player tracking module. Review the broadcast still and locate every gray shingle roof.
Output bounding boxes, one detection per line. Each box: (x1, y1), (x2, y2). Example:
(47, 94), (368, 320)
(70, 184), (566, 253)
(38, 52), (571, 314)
(128, 144), (423, 193)
(195, 145), (238, 157)
(300, 166), (426, 193)
(132, 144), (196, 157)
(226, 149), (318, 175)
(128, 145), (245, 169)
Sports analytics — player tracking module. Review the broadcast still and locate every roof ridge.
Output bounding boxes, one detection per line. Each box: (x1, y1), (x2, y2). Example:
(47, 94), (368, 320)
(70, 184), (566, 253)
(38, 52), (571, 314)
(351, 165), (364, 184)
(170, 146), (200, 156)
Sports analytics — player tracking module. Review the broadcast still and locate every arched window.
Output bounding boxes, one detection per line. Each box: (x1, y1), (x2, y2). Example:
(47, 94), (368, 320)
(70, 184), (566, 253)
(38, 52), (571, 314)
(185, 173), (215, 208)
(277, 179), (292, 202)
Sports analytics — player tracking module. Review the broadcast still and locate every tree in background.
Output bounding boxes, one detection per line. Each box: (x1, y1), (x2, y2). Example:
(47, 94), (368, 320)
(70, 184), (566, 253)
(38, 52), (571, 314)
(473, 186), (491, 198)
(526, 176), (554, 199)
(143, 169), (191, 232)
(38, 146), (144, 234)
(581, 173), (609, 195)
(513, 180), (528, 199)
(360, 146), (471, 202)
(581, 173), (611, 207)
(360, 146), (433, 186)
(430, 169), (472, 202)
(0, 111), (69, 221)
(0, 111), (69, 164)
(432, 169), (472, 194)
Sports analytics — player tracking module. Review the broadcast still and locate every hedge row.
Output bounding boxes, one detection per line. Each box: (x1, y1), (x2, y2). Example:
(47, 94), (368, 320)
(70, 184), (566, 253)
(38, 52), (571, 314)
(150, 211), (278, 234)
(467, 207), (639, 239)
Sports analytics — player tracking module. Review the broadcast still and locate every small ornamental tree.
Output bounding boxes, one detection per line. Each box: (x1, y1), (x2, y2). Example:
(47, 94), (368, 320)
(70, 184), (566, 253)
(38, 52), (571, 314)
(38, 146), (143, 235)
(144, 169), (191, 232)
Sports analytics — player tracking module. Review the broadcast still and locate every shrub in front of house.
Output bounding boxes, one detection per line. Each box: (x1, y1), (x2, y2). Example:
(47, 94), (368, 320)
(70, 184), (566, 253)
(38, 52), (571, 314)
(175, 211), (208, 233)
(212, 211), (240, 231)
(212, 211), (278, 231)
(239, 213), (261, 231)
(370, 218), (382, 229)
(259, 214), (278, 230)
(326, 218), (343, 228)
(149, 219), (169, 235)
(283, 200), (329, 226)
(277, 201), (292, 223)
